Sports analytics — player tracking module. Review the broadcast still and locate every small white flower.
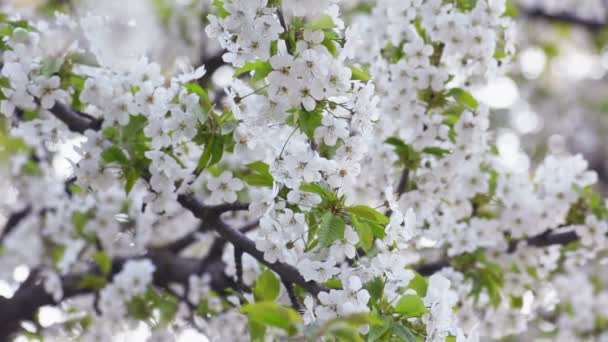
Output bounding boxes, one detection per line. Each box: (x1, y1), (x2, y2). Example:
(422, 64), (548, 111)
(207, 171), (245, 204)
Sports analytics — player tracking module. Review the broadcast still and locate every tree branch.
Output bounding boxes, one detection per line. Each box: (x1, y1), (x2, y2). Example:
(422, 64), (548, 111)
(415, 228), (580, 276)
(178, 193), (328, 296)
(0, 206), (31, 242)
(520, 7), (608, 31)
(49, 102), (102, 134)
(0, 250), (222, 340)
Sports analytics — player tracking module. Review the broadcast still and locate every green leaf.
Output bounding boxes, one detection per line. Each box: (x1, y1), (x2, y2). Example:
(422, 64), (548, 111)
(351, 215), (373, 251)
(78, 274), (108, 290)
(124, 166), (140, 195)
(22, 160), (42, 176)
(127, 295), (153, 320)
(327, 325), (364, 342)
(391, 323), (416, 342)
(385, 137), (421, 169)
(101, 146), (129, 165)
(394, 294), (427, 318)
(448, 88), (478, 109)
(92, 251), (112, 275)
(249, 320), (266, 342)
(196, 136), (224, 172)
(347, 205), (389, 225)
(234, 59), (273, 82)
(254, 269), (280, 302)
(240, 302), (302, 334)
(184, 83), (212, 114)
(365, 277), (385, 307)
(422, 147), (451, 157)
(300, 182), (337, 202)
(146, 289), (179, 326)
(297, 108), (323, 140)
(322, 278), (343, 289)
(322, 31), (338, 57)
(408, 272), (429, 297)
(349, 66), (371, 81)
(212, 0), (230, 18)
(304, 15), (335, 30)
(243, 161), (274, 187)
(318, 213), (346, 247)
(71, 210), (90, 234)
(368, 320), (392, 341)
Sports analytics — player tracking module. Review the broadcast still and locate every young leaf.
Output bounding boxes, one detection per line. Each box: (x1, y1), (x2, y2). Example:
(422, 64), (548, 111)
(234, 60), (273, 82)
(349, 66), (371, 81)
(92, 251), (112, 275)
(394, 294), (427, 318)
(298, 108), (323, 140)
(253, 269), (280, 302)
(240, 302), (302, 334)
(347, 205), (389, 225)
(448, 88), (478, 109)
(304, 15), (335, 30)
(350, 215), (373, 251)
(78, 274), (108, 290)
(101, 146), (129, 165)
(318, 212), (346, 247)
(408, 272), (429, 297)
(243, 161), (274, 187)
(422, 147), (451, 158)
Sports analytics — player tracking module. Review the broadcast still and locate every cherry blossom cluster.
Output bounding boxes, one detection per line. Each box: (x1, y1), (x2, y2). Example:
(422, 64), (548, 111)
(0, 0), (607, 341)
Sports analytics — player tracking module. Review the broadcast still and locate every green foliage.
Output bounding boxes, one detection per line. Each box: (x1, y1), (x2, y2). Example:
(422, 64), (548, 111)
(318, 212), (346, 247)
(322, 31), (339, 57)
(368, 316), (417, 342)
(240, 302), (302, 336)
(407, 272), (429, 297)
(447, 88), (478, 110)
(294, 107), (323, 140)
(242, 161), (274, 187)
(196, 134), (224, 172)
(349, 65), (371, 81)
(422, 147), (451, 158)
(253, 269), (280, 302)
(234, 60), (273, 82)
(310, 313), (381, 342)
(304, 15), (336, 30)
(212, 0), (230, 18)
(394, 295), (427, 318)
(101, 115), (152, 194)
(385, 137), (421, 169)
(347, 205), (389, 250)
(575, 185), (608, 219)
(365, 277), (385, 310)
(453, 0), (478, 11)
(184, 82), (212, 114)
(504, 1), (520, 17)
(92, 252), (112, 275)
(71, 210), (91, 236)
(300, 182), (339, 204)
(127, 290), (179, 325)
(101, 146), (129, 165)
(78, 274), (108, 290)
(452, 250), (504, 307)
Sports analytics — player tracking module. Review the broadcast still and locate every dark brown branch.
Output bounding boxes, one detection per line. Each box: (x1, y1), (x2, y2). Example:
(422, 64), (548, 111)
(234, 247), (244, 291)
(0, 206), (31, 242)
(0, 250), (217, 340)
(178, 194), (327, 296)
(415, 228), (580, 276)
(520, 7), (608, 31)
(199, 50), (227, 84)
(283, 280), (302, 312)
(49, 102), (102, 133)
